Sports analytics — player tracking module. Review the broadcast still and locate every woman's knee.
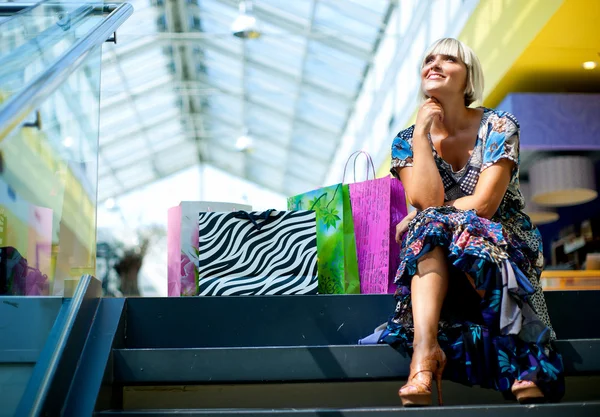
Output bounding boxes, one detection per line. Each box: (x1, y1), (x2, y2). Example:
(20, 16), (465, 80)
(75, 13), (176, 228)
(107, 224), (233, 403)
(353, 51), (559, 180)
(417, 246), (447, 276)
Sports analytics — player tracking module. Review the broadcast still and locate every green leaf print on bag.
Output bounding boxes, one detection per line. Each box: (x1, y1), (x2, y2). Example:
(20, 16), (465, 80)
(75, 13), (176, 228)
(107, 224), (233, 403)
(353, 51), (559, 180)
(308, 195), (326, 211)
(321, 207), (341, 229)
(287, 183), (360, 294)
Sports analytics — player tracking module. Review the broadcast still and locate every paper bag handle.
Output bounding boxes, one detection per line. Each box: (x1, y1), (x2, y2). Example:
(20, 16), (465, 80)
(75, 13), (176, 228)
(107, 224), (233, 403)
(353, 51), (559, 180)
(342, 150), (376, 183)
(233, 209), (275, 231)
(308, 183), (342, 211)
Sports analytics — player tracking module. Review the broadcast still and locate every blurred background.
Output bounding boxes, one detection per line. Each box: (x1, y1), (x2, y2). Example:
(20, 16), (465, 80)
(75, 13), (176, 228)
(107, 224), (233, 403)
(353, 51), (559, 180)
(2, 0), (600, 297)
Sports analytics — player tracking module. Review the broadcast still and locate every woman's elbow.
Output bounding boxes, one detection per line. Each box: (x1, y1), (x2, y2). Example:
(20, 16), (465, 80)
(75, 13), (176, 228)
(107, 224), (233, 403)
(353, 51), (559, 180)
(477, 209), (494, 219)
(409, 195), (444, 211)
(475, 202), (498, 219)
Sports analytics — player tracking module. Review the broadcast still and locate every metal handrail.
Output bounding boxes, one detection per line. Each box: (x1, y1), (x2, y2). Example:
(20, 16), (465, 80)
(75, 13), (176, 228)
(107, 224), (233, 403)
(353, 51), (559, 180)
(0, 2), (117, 16)
(0, 2), (133, 141)
(14, 274), (102, 416)
(0, 4), (97, 82)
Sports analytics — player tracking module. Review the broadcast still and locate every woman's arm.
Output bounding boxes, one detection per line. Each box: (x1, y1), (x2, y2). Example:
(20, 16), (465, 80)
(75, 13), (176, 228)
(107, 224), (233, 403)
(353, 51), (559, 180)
(397, 99), (445, 210)
(444, 159), (513, 219)
(397, 133), (445, 210)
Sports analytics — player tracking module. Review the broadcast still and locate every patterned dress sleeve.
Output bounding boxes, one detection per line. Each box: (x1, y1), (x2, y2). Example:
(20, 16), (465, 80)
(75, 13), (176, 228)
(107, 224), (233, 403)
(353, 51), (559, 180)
(390, 126), (415, 179)
(482, 112), (520, 172)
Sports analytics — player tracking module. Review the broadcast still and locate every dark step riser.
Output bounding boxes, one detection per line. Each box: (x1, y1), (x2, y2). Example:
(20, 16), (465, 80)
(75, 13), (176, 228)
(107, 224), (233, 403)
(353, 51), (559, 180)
(118, 377), (600, 410)
(112, 341), (600, 384)
(123, 292), (600, 348)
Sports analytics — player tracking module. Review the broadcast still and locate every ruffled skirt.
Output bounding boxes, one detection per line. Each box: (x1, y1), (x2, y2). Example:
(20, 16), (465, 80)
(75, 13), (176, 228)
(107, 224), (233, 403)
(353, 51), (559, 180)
(379, 207), (564, 401)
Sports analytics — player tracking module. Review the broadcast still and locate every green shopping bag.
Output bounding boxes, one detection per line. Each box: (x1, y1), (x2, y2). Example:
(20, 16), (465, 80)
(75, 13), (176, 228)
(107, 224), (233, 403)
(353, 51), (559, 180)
(288, 183), (360, 294)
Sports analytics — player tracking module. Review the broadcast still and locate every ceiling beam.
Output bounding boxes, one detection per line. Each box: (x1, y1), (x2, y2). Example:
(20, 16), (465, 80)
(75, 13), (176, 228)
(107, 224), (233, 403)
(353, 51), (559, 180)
(97, 138), (311, 202)
(213, 0), (372, 61)
(100, 109), (182, 148)
(284, 0), (318, 181)
(104, 30), (356, 104)
(157, 35), (355, 101)
(162, 0), (209, 165)
(323, 0), (396, 173)
(106, 49), (163, 178)
(186, 112), (332, 165)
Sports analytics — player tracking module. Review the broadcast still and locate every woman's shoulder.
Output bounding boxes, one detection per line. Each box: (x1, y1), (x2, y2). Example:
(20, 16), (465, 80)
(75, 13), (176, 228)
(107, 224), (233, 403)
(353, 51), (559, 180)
(394, 125), (416, 141)
(483, 107), (520, 129)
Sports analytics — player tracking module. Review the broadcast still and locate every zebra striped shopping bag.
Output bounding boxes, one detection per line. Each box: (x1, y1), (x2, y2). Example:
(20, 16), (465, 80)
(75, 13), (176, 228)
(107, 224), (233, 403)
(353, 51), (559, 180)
(197, 210), (318, 296)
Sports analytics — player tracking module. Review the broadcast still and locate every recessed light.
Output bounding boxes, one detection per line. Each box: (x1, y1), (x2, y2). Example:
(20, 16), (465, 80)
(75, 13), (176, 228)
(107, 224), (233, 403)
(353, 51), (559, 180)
(105, 198), (116, 210)
(235, 134), (253, 151)
(583, 61), (597, 70)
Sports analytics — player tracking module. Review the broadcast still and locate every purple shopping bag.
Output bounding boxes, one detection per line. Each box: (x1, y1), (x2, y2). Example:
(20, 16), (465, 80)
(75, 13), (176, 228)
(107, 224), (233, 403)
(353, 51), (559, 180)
(347, 152), (408, 294)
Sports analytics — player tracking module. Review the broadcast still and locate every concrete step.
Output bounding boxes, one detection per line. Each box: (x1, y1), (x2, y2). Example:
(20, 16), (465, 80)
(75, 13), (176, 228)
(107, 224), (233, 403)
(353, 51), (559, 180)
(95, 401), (600, 416)
(122, 291), (600, 349)
(112, 341), (600, 385)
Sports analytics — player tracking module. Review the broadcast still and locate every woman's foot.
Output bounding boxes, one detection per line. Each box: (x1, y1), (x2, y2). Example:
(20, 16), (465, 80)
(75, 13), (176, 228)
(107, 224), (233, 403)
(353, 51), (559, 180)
(399, 345), (447, 406)
(512, 380), (544, 404)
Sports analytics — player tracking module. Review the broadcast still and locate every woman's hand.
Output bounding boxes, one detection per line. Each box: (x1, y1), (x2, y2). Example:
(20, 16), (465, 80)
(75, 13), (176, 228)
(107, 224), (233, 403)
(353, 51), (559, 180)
(415, 97), (444, 135)
(395, 210), (418, 244)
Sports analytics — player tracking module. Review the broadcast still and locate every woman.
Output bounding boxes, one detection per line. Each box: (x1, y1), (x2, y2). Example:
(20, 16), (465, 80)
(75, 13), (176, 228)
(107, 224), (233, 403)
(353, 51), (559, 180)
(381, 38), (564, 407)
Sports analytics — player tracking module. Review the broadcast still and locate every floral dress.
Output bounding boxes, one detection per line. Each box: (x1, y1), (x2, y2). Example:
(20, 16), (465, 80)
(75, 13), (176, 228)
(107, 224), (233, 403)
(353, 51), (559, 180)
(380, 108), (564, 400)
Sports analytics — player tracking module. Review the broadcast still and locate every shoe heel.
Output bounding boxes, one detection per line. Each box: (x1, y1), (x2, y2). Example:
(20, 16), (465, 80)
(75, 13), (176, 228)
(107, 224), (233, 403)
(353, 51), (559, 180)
(434, 371), (443, 406)
(435, 349), (446, 406)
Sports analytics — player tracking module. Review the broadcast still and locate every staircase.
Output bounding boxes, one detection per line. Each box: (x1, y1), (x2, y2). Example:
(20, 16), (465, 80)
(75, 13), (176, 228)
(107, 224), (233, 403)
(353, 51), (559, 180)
(2, 277), (600, 416)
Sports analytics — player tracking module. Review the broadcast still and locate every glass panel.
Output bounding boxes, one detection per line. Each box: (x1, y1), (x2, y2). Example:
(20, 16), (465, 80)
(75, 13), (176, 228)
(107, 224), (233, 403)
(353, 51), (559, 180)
(0, 1), (111, 413)
(0, 45), (102, 296)
(313, 2), (375, 49)
(259, 0), (314, 21)
(298, 90), (349, 117)
(307, 40), (365, 71)
(346, 0), (390, 14)
(304, 61), (360, 95)
(0, 2), (105, 299)
(296, 100), (345, 132)
(0, 1), (104, 105)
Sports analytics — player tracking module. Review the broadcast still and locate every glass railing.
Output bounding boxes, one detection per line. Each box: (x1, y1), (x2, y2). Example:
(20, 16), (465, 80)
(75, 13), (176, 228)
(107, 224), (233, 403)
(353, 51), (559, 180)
(0, 1), (132, 296)
(0, 1), (105, 105)
(0, 2), (131, 415)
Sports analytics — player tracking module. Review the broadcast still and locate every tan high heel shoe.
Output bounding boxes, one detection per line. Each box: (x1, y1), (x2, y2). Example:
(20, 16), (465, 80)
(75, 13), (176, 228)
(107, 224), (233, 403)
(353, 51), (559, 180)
(399, 345), (447, 406)
(512, 380), (544, 404)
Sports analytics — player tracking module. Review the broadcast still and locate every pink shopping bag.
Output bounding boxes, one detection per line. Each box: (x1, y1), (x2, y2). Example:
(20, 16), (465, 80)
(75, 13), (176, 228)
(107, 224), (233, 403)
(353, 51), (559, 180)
(167, 201), (251, 296)
(346, 152), (408, 294)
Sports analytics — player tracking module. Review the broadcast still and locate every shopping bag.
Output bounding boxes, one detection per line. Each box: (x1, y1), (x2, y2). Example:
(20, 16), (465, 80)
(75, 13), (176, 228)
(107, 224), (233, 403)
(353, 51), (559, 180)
(347, 152), (408, 293)
(167, 201), (251, 297)
(287, 184), (360, 294)
(0, 246), (49, 296)
(197, 210), (318, 296)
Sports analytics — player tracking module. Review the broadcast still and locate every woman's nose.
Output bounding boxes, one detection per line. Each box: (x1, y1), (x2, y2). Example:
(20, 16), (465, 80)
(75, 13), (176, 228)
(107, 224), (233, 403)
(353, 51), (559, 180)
(429, 58), (442, 69)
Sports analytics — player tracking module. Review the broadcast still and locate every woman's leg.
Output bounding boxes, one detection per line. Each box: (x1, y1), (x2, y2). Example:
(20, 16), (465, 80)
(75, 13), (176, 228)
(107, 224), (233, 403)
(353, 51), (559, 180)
(399, 246), (450, 405)
(411, 246), (449, 360)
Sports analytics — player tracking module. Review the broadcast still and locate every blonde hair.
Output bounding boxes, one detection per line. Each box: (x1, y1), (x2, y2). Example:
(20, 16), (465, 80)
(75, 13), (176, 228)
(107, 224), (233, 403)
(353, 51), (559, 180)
(419, 38), (484, 106)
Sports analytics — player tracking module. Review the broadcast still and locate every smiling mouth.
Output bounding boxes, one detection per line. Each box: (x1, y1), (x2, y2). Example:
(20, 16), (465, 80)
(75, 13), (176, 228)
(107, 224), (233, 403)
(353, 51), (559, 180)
(427, 74), (445, 80)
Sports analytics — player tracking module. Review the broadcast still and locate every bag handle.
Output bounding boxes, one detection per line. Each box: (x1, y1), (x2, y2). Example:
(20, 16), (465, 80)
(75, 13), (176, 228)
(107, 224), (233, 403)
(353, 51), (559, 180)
(308, 183), (342, 211)
(342, 150), (376, 183)
(233, 209), (276, 231)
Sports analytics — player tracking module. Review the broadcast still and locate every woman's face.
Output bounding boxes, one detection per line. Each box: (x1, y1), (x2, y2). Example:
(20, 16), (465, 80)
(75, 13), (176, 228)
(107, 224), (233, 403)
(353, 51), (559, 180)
(421, 53), (468, 100)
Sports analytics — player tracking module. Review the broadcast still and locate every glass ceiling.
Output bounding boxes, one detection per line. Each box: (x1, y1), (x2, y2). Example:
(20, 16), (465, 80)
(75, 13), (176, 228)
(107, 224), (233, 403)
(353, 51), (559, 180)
(98, 0), (394, 201)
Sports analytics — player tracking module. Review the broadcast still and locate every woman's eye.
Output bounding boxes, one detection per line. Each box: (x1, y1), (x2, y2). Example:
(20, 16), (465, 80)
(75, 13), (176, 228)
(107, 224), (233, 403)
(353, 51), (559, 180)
(446, 56), (456, 62)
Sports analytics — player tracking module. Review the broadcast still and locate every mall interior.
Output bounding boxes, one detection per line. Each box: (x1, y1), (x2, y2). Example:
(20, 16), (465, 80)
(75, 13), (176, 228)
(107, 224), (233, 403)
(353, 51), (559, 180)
(0, 0), (599, 415)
